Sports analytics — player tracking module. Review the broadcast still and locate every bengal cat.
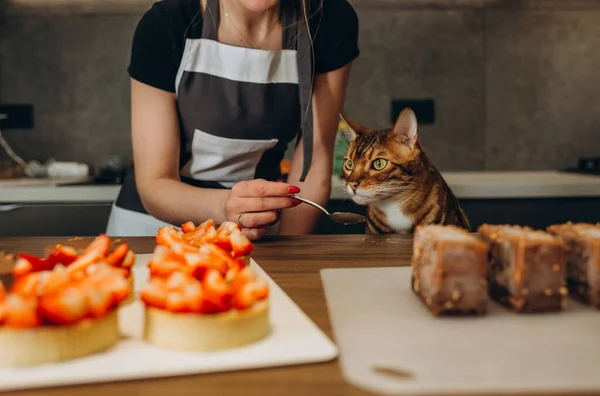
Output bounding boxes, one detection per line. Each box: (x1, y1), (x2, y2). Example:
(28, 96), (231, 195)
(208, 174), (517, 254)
(339, 107), (470, 234)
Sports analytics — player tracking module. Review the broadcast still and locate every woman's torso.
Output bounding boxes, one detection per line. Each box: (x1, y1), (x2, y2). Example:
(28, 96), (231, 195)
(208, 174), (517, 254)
(116, 0), (302, 214)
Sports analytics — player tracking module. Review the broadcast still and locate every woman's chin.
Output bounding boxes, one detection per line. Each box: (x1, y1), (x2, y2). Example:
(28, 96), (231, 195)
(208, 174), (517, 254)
(237, 0), (279, 13)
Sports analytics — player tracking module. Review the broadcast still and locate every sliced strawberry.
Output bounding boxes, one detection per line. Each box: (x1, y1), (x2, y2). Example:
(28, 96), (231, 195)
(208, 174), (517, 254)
(86, 288), (114, 318)
(148, 257), (188, 277)
(150, 245), (170, 262)
(201, 219), (216, 230)
(164, 271), (184, 289)
(3, 294), (42, 328)
(162, 272), (204, 313)
(196, 226), (219, 245)
(140, 279), (167, 309)
(17, 253), (54, 273)
(11, 257), (32, 278)
(251, 278), (269, 300)
(181, 280), (204, 313)
(183, 221), (217, 243)
(181, 221), (196, 233)
(10, 272), (43, 298)
(0, 303), (5, 325)
(106, 242), (130, 266)
(233, 282), (259, 310)
(18, 253), (49, 267)
(39, 266), (69, 296)
(200, 244), (239, 274)
(229, 230), (254, 258)
(231, 266), (258, 291)
(39, 286), (89, 325)
(156, 226), (183, 247)
(212, 235), (232, 252)
(107, 275), (131, 304)
(148, 246), (187, 275)
(171, 242), (199, 256)
(197, 299), (229, 314)
(67, 249), (103, 276)
(217, 221), (242, 234)
(118, 267), (130, 279)
(184, 250), (228, 278)
(84, 234), (111, 256)
(165, 291), (189, 313)
(202, 269), (233, 310)
(46, 245), (78, 267)
(0, 281), (5, 302)
(121, 250), (136, 269)
(85, 264), (131, 305)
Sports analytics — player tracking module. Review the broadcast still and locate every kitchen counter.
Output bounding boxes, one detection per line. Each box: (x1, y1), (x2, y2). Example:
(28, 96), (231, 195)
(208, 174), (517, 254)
(2, 234), (599, 396)
(1, 171), (599, 204)
(0, 185), (121, 204)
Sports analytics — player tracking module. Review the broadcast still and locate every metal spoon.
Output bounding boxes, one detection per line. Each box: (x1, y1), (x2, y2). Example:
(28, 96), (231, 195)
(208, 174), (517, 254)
(290, 195), (366, 225)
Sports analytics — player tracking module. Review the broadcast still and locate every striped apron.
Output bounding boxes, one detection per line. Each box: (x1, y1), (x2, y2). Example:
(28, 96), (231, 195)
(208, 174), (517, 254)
(106, 0), (315, 236)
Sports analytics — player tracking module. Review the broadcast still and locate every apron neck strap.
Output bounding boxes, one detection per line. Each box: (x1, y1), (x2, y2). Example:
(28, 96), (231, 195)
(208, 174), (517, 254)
(202, 0), (220, 40)
(201, 0), (315, 182)
(294, 1), (315, 182)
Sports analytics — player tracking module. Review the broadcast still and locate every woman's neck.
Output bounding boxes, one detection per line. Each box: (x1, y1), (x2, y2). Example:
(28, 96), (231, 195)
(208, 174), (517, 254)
(220, 0), (280, 39)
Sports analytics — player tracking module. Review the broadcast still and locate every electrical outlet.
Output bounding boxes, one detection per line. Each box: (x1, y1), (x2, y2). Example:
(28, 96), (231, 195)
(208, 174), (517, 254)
(0, 104), (34, 129)
(391, 99), (435, 125)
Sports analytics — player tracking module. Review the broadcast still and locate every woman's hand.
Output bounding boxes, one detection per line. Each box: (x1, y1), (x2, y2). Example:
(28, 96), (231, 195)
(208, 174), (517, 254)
(225, 179), (301, 240)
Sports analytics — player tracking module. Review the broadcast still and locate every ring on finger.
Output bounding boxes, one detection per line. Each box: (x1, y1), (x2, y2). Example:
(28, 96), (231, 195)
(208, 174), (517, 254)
(237, 212), (247, 228)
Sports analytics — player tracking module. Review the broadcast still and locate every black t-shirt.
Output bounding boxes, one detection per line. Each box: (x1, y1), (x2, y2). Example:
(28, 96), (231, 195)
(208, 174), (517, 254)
(128, 0), (360, 93)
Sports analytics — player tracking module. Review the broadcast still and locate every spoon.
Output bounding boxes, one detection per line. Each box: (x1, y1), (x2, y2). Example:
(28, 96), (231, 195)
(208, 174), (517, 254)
(290, 195), (366, 225)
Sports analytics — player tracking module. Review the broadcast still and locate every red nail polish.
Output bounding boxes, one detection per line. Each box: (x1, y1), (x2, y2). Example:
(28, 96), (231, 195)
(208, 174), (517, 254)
(292, 198), (302, 206)
(288, 186), (301, 194)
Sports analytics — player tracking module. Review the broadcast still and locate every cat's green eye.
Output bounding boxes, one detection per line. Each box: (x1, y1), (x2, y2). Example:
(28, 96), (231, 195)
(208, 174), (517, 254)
(372, 158), (388, 171)
(344, 159), (354, 171)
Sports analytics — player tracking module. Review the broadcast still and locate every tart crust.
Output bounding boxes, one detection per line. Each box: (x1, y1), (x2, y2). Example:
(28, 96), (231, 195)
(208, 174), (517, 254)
(143, 300), (270, 351)
(0, 311), (120, 367)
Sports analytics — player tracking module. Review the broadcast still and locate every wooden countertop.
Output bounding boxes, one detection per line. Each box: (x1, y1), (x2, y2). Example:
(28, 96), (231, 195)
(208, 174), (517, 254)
(0, 234), (412, 396)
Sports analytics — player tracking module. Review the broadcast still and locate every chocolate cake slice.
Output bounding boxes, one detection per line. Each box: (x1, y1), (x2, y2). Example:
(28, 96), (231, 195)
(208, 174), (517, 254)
(547, 222), (600, 309)
(477, 224), (567, 313)
(411, 225), (489, 316)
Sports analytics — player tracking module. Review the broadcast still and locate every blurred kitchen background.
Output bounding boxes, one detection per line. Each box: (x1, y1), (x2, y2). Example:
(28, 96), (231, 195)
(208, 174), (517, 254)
(1, 0), (599, 236)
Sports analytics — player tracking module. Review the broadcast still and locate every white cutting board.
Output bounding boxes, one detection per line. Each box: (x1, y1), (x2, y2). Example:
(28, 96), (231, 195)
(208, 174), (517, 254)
(0, 255), (337, 391)
(321, 267), (600, 396)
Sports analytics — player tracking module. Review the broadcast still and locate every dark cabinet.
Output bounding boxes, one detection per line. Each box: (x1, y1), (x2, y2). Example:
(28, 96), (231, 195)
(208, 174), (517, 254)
(0, 203), (112, 236)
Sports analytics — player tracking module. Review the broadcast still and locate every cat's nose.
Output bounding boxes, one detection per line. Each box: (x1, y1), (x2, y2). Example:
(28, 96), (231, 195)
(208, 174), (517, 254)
(348, 182), (359, 192)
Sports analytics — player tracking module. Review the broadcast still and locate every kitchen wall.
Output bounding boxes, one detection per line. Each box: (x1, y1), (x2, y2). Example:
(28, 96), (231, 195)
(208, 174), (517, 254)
(1, 0), (599, 172)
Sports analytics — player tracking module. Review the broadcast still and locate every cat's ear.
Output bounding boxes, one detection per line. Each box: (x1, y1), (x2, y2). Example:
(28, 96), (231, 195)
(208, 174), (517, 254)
(338, 114), (362, 141)
(393, 108), (418, 150)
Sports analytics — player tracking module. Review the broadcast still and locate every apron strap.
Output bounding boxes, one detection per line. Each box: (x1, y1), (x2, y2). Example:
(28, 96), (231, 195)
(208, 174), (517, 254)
(295, 1), (315, 182)
(202, 0), (314, 182)
(202, 0), (220, 40)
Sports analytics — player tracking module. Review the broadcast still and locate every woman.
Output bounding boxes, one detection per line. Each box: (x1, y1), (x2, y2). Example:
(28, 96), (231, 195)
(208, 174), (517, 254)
(105, 0), (359, 240)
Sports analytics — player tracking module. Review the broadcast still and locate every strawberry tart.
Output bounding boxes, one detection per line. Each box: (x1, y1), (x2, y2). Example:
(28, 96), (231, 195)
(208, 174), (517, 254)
(141, 220), (270, 351)
(0, 239), (132, 366)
